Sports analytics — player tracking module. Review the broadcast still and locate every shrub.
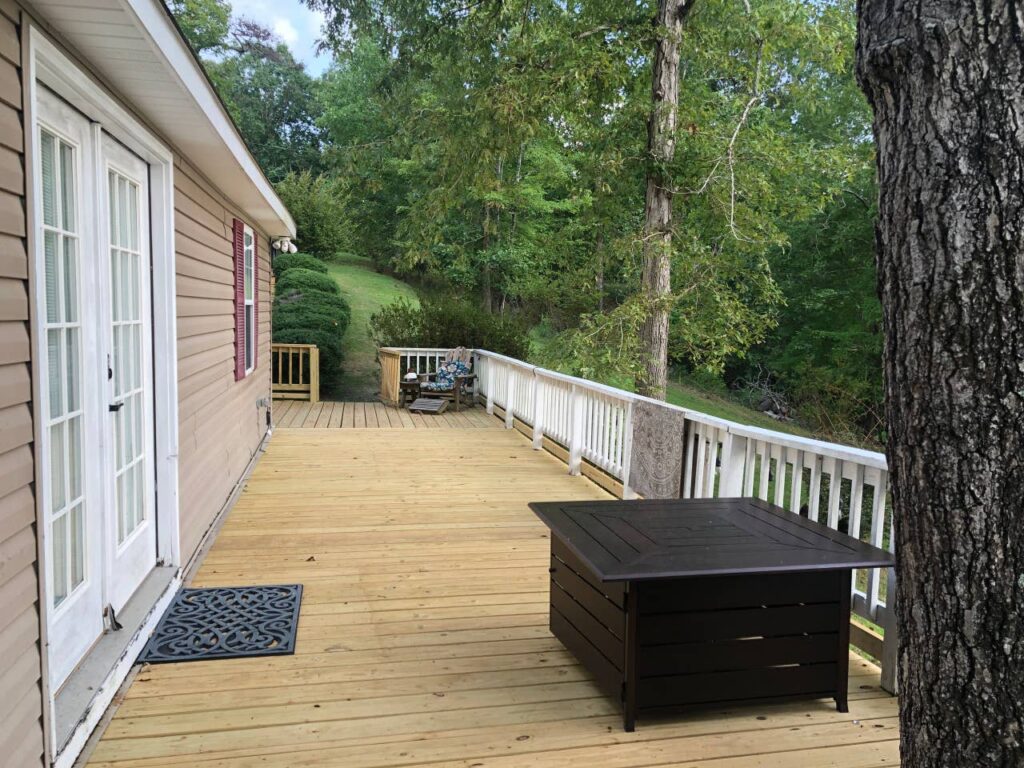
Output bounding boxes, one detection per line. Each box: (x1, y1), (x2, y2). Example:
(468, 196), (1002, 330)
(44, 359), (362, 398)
(274, 171), (352, 260)
(275, 268), (340, 299)
(370, 297), (530, 359)
(272, 266), (350, 386)
(272, 252), (328, 278)
(274, 293), (351, 337)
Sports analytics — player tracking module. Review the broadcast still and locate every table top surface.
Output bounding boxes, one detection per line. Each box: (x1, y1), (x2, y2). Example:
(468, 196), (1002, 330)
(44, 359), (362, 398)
(529, 497), (895, 582)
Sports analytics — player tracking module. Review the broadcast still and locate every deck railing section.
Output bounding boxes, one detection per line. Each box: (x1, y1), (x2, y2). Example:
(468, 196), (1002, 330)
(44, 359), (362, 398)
(381, 346), (896, 692)
(271, 343), (320, 403)
(379, 347), (455, 404)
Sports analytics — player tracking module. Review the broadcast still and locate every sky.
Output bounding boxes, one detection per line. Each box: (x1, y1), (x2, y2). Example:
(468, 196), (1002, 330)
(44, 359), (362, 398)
(229, 0), (334, 76)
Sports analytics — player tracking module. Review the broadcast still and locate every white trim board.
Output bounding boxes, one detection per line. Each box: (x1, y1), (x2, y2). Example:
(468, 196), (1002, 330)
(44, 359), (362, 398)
(27, 23), (182, 764)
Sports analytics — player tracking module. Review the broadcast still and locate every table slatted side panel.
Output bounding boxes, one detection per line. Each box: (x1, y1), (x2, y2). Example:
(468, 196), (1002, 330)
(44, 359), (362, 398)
(636, 571), (849, 711)
(548, 539), (626, 700)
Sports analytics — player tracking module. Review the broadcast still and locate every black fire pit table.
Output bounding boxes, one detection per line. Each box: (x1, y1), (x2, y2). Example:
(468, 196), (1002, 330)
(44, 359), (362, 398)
(528, 497), (895, 731)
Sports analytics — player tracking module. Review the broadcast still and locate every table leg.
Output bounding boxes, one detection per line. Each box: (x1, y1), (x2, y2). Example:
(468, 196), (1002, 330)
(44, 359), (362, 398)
(623, 582), (638, 731)
(835, 570), (852, 713)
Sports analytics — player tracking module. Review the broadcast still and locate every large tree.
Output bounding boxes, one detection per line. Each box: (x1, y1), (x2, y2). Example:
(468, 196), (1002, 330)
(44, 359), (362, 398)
(856, 2), (1024, 765)
(636, 0), (695, 399)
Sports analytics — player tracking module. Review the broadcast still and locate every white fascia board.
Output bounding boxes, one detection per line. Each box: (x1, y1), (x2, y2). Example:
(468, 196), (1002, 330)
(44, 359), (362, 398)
(120, 0), (297, 238)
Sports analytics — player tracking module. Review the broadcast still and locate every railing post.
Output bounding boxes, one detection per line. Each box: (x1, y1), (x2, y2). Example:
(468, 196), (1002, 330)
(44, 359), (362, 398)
(531, 374), (543, 449)
(310, 346), (320, 404)
(505, 370), (516, 429)
(568, 384), (583, 475)
(719, 431), (746, 497)
(486, 360), (495, 415)
(621, 401), (635, 499)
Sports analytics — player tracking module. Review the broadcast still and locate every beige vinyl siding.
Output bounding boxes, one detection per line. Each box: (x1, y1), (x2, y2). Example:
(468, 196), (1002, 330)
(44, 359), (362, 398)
(174, 158), (271, 562)
(0, 0), (45, 765)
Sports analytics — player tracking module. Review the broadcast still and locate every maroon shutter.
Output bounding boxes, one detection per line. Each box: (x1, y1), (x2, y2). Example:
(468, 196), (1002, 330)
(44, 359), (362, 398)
(232, 218), (245, 381)
(253, 233), (259, 370)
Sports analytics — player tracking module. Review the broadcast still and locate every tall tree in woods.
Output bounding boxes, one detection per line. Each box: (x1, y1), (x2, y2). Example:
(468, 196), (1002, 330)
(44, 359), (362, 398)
(857, 2), (1024, 765)
(637, 0), (695, 400)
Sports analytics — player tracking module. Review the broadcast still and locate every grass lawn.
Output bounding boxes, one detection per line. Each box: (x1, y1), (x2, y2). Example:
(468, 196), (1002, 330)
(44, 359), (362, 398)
(665, 380), (817, 439)
(326, 254), (418, 400)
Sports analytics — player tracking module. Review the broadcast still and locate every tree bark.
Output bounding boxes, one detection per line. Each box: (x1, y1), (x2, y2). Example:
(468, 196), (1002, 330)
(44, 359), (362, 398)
(637, 0), (694, 400)
(856, 3), (1024, 765)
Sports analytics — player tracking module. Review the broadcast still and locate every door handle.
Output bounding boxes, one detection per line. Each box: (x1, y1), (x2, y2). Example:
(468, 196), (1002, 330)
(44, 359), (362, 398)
(109, 402), (124, 412)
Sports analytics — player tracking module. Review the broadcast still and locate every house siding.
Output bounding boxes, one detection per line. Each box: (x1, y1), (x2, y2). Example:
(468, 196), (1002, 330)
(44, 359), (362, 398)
(0, 3), (274, 763)
(174, 158), (272, 563)
(0, 0), (45, 764)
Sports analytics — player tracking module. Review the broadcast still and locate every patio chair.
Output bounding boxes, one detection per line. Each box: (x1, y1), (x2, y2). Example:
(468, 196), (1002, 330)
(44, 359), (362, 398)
(417, 347), (476, 411)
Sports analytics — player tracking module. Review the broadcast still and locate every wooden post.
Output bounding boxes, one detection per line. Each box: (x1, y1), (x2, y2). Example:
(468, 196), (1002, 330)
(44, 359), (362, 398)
(569, 385), (584, 476)
(309, 346), (320, 404)
(881, 569), (899, 695)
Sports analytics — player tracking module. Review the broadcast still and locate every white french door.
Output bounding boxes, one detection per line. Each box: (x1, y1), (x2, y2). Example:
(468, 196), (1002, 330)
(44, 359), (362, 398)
(36, 91), (157, 691)
(37, 90), (104, 691)
(100, 135), (157, 614)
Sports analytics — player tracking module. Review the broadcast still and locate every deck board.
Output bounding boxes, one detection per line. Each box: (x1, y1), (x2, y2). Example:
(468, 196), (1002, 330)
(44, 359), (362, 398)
(87, 428), (899, 767)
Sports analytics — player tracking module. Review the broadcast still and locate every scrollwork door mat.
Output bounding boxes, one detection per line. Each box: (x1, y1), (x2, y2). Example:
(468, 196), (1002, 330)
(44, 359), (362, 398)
(140, 584), (302, 663)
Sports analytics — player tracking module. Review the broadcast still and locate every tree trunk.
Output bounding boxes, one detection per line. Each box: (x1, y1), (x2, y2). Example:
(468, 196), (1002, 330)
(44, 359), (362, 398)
(856, 3), (1024, 766)
(637, 0), (694, 400)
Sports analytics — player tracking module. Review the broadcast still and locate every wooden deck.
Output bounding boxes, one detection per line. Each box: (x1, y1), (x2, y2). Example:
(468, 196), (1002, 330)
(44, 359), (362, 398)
(272, 399), (501, 429)
(87, 426), (900, 767)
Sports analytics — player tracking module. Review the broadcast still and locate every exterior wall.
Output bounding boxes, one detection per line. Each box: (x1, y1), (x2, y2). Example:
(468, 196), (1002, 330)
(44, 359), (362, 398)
(174, 158), (272, 562)
(0, 1), (45, 765)
(0, 3), (274, 764)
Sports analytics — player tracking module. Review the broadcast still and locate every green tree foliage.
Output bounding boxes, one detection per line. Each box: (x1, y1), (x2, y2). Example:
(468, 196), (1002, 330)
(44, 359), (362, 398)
(168, 0), (883, 440)
(205, 20), (324, 180)
(369, 298), (530, 359)
(167, 0), (230, 54)
(274, 172), (353, 259)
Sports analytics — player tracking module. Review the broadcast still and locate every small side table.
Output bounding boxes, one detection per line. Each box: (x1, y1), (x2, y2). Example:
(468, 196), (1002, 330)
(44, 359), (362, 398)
(398, 380), (420, 408)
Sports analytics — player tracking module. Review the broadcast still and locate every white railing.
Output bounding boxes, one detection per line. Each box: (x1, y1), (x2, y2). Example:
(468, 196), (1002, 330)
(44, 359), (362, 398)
(476, 351), (634, 482)
(382, 346), (896, 688)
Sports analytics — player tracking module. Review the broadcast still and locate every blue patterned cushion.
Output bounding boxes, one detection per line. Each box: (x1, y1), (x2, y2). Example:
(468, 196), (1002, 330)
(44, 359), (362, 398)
(421, 360), (470, 391)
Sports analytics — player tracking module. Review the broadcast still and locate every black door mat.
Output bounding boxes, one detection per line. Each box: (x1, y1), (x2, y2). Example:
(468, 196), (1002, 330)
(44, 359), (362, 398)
(140, 584), (302, 663)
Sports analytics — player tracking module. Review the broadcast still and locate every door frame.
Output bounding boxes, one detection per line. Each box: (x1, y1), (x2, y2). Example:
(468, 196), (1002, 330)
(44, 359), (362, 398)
(25, 25), (181, 765)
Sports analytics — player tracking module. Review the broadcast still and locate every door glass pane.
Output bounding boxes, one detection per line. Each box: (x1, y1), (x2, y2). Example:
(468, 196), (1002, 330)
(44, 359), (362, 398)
(41, 131), (56, 227)
(65, 328), (80, 413)
(67, 415), (82, 501)
(49, 422), (65, 514)
(44, 231), (59, 323)
(63, 237), (77, 323)
(47, 329), (63, 417)
(70, 504), (85, 588)
(52, 513), (68, 606)
(60, 142), (75, 232)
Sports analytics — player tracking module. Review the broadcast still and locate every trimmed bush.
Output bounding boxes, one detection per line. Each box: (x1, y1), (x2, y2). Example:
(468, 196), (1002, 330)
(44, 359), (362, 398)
(272, 263), (351, 387)
(274, 293), (351, 337)
(272, 252), (328, 278)
(370, 297), (529, 359)
(275, 267), (340, 299)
